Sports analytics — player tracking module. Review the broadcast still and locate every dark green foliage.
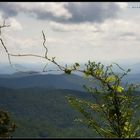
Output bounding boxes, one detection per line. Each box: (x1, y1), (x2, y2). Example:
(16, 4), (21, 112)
(75, 63), (80, 67)
(0, 87), (97, 138)
(64, 69), (71, 74)
(0, 110), (16, 138)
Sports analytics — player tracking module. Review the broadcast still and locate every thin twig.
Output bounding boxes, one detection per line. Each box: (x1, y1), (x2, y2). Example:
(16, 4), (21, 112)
(42, 30), (48, 58)
(0, 22), (66, 73)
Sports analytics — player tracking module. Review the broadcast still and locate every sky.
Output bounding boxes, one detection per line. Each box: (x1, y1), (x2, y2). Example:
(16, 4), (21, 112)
(0, 2), (140, 67)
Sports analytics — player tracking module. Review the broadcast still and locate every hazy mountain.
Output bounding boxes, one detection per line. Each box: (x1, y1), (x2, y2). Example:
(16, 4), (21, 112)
(128, 62), (140, 74)
(0, 64), (16, 74)
(0, 62), (67, 74)
(122, 73), (140, 84)
(0, 73), (93, 91)
(0, 63), (28, 74)
(0, 70), (140, 91)
(1, 61), (140, 75)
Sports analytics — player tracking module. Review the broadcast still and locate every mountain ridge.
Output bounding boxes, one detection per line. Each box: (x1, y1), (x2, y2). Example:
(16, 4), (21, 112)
(0, 73), (92, 91)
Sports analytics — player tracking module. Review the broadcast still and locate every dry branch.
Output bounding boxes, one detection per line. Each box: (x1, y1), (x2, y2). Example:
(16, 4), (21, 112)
(0, 22), (66, 73)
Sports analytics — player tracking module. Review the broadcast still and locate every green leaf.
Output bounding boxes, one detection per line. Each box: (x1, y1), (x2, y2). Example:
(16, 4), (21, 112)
(124, 126), (129, 131)
(105, 75), (116, 82)
(112, 85), (124, 93)
(95, 69), (103, 76)
(84, 70), (91, 77)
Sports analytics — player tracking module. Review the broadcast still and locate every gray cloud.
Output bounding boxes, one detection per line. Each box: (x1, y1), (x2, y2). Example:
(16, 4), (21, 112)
(63, 2), (121, 23)
(0, 3), (18, 18)
(120, 32), (137, 37)
(0, 2), (122, 24)
(119, 32), (138, 40)
(36, 2), (122, 23)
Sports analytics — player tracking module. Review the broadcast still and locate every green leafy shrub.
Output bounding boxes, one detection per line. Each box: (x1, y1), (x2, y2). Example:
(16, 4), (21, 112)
(66, 61), (140, 138)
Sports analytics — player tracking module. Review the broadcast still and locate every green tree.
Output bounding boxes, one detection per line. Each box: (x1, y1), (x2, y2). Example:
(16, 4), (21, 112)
(66, 61), (140, 138)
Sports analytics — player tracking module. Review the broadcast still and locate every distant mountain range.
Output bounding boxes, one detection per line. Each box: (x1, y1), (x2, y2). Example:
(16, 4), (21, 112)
(0, 63), (140, 138)
(0, 70), (140, 91)
(0, 61), (140, 74)
(0, 72), (94, 91)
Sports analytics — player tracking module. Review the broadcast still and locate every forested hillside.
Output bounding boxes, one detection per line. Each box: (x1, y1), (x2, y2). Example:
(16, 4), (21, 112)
(0, 87), (98, 138)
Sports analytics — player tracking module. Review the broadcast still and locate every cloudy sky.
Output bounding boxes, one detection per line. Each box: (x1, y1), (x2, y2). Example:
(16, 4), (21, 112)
(0, 2), (140, 67)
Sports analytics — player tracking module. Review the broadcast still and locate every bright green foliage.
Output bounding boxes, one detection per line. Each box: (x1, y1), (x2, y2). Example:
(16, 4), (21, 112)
(0, 110), (16, 138)
(66, 61), (140, 138)
(105, 75), (116, 83)
(111, 85), (124, 93)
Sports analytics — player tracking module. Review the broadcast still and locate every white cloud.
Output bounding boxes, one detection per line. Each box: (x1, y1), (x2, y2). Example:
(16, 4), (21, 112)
(49, 21), (99, 32)
(97, 18), (140, 41)
(7, 18), (23, 30)
(115, 2), (128, 9)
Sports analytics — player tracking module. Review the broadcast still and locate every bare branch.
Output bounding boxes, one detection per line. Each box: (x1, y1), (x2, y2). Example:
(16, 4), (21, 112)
(0, 22), (66, 73)
(0, 21), (11, 65)
(42, 30), (48, 58)
(0, 22), (118, 80)
(0, 20), (10, 35)
(9, 53), (46, 59)
(41, 30), (65, 71)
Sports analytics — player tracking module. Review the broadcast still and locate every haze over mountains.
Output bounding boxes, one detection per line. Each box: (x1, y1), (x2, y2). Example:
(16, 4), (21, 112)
(0, 62), (140, 90)
(0, 62), (140, 138)
(0, 71), (98, 137)
(0, 72), (93, 91)
(0, 64), (98, 137)
(1, 61), (140, 74)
